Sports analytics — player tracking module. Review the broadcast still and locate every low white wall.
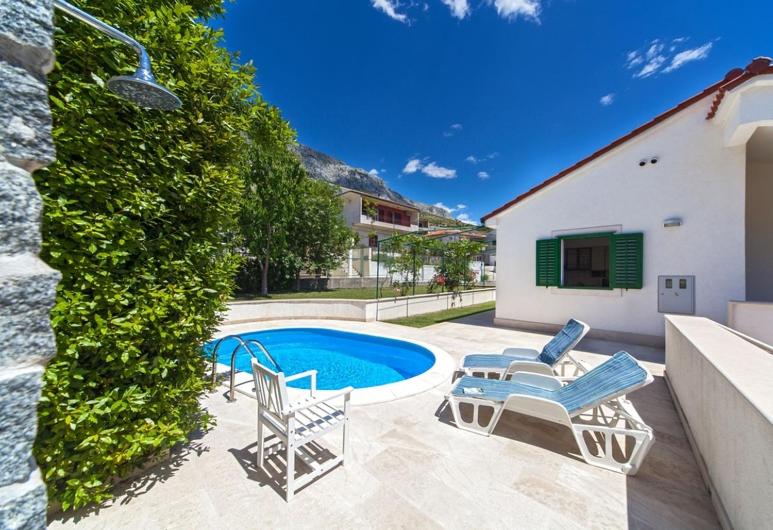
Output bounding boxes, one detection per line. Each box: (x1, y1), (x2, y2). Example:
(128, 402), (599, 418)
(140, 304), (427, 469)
(665, 315), (773, 529)
(225, 299), (370, 324)
(224, 289), (496, 324)
(728, 301), (773, 347)
(371, 289), (495, 321)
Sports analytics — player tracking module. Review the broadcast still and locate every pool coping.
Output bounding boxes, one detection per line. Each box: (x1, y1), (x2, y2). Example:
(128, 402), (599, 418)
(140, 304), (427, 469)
(212, 322), (456, 406)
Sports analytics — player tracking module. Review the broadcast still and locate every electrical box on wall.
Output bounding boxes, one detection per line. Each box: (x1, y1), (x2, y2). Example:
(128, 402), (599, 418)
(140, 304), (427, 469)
(658, 276), (695, 315)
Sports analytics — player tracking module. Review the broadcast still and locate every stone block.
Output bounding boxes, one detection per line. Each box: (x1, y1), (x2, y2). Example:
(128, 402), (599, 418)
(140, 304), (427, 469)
(0, 468), (47, 530)
(0, 254), (60, 368)
(0, 62), (54, 171)
(0, 161), (42, 255)
(0, 310), (58, 370)
(0, 366), (44, 487)
(0, 0), (55, 75)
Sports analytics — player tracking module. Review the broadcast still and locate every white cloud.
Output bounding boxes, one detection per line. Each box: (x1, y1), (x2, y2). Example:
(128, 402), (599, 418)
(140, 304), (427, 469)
(403, 158), (457, 179)
(371, 0), (408, 23)
(440, 0), (470, 19)
(443, 123), (464, 137)
(625, 50), (644, 69)
(368, 168), (380, 176)
(633, 41), (667, 78)
(434, 202), (454, 213)
(626, 38), (714, 79)
(599, 93), (615, 106)
(431, 202), (467, 215)
(488, 0), (541, 22)
(477, 171), (490, 180)
(372, 0), (547, 24)
(456, 212), (476, 224)
(663, 42), (713, 73)
(465, 152), (498, 164)
(422, 162), (457, 179)
(402, 159), (422, 174)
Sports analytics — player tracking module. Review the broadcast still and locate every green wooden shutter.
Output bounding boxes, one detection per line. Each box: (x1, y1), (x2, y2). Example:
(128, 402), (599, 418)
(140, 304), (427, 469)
(536, 239), (560, 287)
(611, 233), (643, 289)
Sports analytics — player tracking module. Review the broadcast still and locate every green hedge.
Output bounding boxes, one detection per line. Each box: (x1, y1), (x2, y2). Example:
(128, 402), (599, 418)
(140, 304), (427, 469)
(33, 0), (256, 509)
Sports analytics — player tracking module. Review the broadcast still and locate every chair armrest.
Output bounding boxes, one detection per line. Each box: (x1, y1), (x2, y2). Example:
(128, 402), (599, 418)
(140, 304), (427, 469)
(509, 372), (563, 390)
(503, 394), (572, 427)
(501, 347), (541, 358)
(289, 386), (354, 414)
(285, 370), (317, 394)
(505, 360), (554, 376)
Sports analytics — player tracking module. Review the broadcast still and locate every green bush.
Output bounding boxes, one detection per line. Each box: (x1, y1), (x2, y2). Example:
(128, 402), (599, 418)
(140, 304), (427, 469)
(33, 0), (256, 509)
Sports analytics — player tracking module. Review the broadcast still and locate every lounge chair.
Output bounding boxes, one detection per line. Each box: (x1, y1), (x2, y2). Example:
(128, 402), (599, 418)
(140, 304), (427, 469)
(251, 359), (353, 501)
(458, 319), (590, 380)
(446, 351), (654, 475)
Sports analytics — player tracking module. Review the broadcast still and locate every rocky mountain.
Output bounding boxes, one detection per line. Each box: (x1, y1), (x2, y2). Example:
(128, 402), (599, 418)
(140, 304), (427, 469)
(293, 144), (451, 218)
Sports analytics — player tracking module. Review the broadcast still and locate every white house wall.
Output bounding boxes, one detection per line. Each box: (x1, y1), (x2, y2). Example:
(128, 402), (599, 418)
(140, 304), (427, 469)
(746, 161), (773, 301)
(493, 101), (746, 341)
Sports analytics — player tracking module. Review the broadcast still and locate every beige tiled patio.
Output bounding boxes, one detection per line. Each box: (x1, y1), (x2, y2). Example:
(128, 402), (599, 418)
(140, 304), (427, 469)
(49, 313), (719, 529)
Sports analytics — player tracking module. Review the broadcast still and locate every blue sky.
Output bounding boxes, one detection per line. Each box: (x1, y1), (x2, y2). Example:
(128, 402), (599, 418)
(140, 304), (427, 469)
(211, 0), (772, 223)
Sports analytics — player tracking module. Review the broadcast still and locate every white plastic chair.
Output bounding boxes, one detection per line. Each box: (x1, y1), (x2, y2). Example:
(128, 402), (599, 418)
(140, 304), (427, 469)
(447, 352), (655, 475)
(251, 359), (352, 501)
(458, 319), (591, 380)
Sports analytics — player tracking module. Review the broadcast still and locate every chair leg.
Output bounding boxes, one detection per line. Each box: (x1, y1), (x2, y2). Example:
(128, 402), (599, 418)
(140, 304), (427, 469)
(571, 423), (654, 475)
(342, 398), (350, 467)
(285, 438), (295, 502)
(256, 418), (264, 471)
(448, 397), (502, 436)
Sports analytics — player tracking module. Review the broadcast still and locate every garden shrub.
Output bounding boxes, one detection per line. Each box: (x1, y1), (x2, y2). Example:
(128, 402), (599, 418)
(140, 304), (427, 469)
(33, 0), (257, 509)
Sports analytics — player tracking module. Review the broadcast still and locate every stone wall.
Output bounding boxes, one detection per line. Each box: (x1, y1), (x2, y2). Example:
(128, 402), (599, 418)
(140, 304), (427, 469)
(0, 1), (60, 528)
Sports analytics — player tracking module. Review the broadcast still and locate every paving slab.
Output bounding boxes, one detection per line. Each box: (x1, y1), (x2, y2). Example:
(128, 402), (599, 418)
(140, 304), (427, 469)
(49, 314), (718, 529)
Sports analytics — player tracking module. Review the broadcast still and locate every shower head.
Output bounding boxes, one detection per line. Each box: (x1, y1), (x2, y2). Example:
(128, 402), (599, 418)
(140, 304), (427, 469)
(54, 0), (182, 111)
(107, 72), (182, 111)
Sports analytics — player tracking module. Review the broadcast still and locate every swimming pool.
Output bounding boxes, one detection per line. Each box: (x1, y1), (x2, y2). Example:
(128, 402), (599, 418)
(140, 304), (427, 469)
(204, 327), (437, 390)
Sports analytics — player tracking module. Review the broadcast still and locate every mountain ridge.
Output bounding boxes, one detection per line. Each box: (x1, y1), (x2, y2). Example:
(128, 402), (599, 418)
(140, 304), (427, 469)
(292, 144), (452, 219)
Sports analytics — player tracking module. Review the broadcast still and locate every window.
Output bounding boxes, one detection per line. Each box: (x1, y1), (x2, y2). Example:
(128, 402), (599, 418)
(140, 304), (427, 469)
(368, 234), (378, 248)
(536, 232), (643, 289)
(563, 237), (610, 288)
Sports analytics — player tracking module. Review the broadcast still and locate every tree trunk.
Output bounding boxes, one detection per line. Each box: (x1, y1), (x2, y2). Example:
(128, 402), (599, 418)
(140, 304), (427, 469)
(260, 224), (271, 296)
(261, 253), (269, 296)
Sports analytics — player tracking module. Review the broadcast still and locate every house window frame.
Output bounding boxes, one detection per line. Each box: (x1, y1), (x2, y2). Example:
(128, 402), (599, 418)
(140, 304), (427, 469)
(556, 232), (615, 291)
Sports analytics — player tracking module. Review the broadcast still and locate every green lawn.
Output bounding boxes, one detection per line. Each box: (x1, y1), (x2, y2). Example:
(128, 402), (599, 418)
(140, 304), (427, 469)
(385, 301), (495, 328)
(232, 285), (435, 301)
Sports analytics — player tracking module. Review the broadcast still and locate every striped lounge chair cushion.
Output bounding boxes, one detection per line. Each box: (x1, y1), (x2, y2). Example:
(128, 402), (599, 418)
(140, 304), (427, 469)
(537, 319), (585, 365)
(452, 351), (648, 415)
(462, 351), (540, 369)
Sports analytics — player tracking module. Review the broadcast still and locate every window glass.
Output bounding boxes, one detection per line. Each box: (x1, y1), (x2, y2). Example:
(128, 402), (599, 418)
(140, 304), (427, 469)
(562, 236), (610, 288)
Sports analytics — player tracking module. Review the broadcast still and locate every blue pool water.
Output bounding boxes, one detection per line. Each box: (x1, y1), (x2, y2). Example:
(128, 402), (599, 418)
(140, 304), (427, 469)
(203, 328), (435, 390)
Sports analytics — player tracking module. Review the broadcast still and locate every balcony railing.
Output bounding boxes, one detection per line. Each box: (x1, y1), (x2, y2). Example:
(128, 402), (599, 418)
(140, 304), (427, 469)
(359, 214), (417, 231)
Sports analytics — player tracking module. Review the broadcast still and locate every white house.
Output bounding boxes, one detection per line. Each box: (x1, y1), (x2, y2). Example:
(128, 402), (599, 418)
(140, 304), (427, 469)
(483, 57), (773, 346)
(339, 189), (420, 248)
(332, 189), (421, 279)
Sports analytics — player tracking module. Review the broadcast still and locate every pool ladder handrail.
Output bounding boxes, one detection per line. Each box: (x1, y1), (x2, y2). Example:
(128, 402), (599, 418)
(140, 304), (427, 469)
(209, 335), (279, 402)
